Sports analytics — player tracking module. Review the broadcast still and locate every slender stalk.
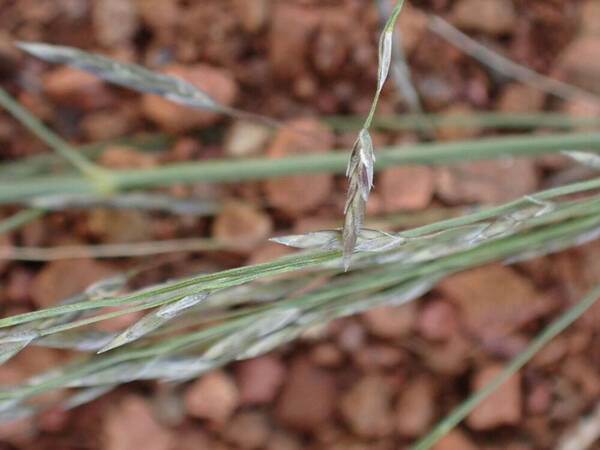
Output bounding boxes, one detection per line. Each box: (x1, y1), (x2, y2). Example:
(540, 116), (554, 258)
(0, 133), (170, 179)
(1, 131), (598, 204)
(0, 87), (115, 191)
(0, 237), (224, 260)
(428, 15), (600, 103)
(411, 283), (600, 450)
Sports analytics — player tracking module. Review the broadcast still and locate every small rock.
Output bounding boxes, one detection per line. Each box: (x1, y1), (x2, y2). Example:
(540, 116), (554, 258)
(422, 334), (471, 376)
(438, 264), (552, 340)
(36, 406), (70, 433)
(81, 109), (135, 141)
(418, 300), (460, 341)
(580, 0), (600, 35)
(530, 336), (568, 367)
(246, 241), (294, 266)
(88, 208), (155, 243)
(233, 0), (271, 33)
(136, 0), (179, 42)
(497, 84), (546, 113)
(432, 430), (478, 450)
(224, 120), (272, 157)
(235, 355), (285, 405)
(269, 3), (319, 79)
(104, 395), (174, 450)
(379, 164), (435, 212)
(562, 357), (600, 398)
(467, 365), (521, 430)
(275, 357), (337, 431)
(435, 103), (481, 141)
(395, 377), (436, 437)
(30, 259), (116, 309)
(310, 343), (345, 367)
(312, 9), (352, 77)
(558, 35), (600, 93)
(396, 1), (429, 54)
(339, 374), (395, 438)
(352, 344), (406, 370)
(526, 380), (552, 415)
(451, 0), (516, 34)
(436, 158), (538, 204)
(42, 66), (114, 110)
(362, 302), (416, 340)
(212, 202), (273, 253)
(263, 118), (335, 216)
(336, 320), (366, 352)
(92, 0), (138, 47)
(141, 64), (238, 132)
(184, 370), (239, 425)
(224, 411), (271, 449)
(172, 429), (214, 450)
(265, 430), (303, 450)
(561, 98), (600, 131)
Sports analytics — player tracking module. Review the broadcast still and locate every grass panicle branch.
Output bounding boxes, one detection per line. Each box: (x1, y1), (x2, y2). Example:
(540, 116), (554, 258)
(342, 0), (404, 269)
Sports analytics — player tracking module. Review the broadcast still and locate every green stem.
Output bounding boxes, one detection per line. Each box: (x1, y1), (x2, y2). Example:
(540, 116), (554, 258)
(0, 87), (115, 191)
(411, 282), (600, 450)
(1, 131), (598, 204)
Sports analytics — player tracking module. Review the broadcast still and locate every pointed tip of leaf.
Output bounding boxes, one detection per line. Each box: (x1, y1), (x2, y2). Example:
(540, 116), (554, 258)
(96, 333), (131, 354)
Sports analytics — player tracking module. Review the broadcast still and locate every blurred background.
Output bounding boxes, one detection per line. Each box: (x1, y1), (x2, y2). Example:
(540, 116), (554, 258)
(1, 0), (600, 449)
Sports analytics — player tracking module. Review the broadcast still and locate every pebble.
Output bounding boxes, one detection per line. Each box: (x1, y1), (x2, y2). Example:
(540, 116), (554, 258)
(339, 374), (395, 438)
(467, 365), (521, 429)
(436, 158), (537, 204)
(269, 3), (319, 79)
(265, 429), (303, 450)
(42, 66), (114, 110)
(580, 0), (600, 35)
(497, 84), (546, 113)
(362, 302), (417, 340)
(172, 429), (214, 450)
(224, 120), (272, 157)
(418, 300), (460, 341)
(184, 371), (239, 425)
(212, 202), (273, 253)
(235, 355), (285, 405)
(312, 10), (352, 77)
(104, 395), (174, 450)
(275, 357), (337, 431)
(224, 411), (271, 450)
(396, 2), (429, 54)
(310, 343), (345, 367)
(232, 0), (271, 33)
(92, 0), (138, 47)
(558, 35), (600, 93)
(432, 429), (478, 450)
(379, 165), (435, 212)
(30, 259), (116, 309)
(141, 64), (238, 132)
(395, 377), (436, 437)
(351, 344), (406, 371)
(263, 118), (335, 217)
(438, 264), (553, 340)
(451, 0), (516, 35)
